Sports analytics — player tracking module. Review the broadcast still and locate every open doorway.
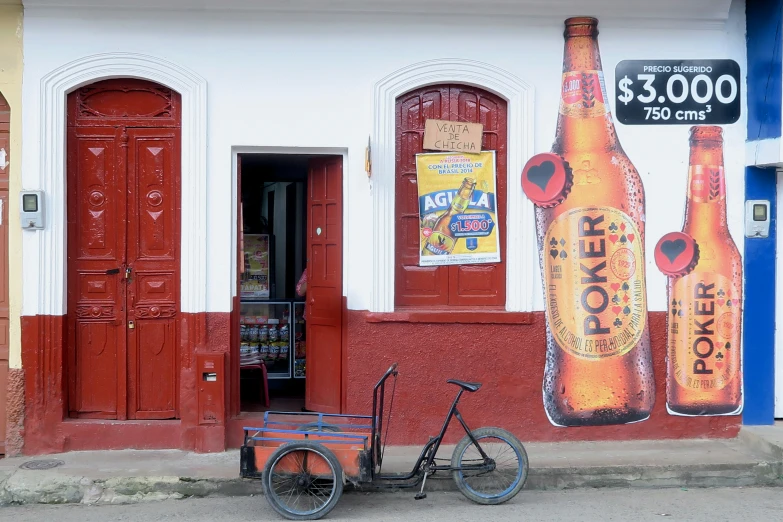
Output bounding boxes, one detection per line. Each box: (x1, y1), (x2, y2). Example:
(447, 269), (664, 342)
(236, 153), (343, 414)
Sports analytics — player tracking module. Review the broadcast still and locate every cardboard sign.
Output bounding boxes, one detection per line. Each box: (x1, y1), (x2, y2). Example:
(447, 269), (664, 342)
(423, 119), (483, 153)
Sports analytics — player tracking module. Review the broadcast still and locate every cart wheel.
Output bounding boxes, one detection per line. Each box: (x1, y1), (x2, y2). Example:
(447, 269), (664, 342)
(262, 441), (344, 520)
(451, 427), (528, 505)
(297, 422), (342, 433)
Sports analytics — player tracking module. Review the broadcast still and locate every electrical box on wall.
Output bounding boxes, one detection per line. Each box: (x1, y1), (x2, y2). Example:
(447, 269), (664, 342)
(20, 191), (45, 230)
(196, 353), (225, 425)
(745, 200), (770, 238)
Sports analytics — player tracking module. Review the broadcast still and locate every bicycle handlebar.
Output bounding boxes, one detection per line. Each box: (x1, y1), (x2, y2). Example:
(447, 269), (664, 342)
(374, 362), (399, 390)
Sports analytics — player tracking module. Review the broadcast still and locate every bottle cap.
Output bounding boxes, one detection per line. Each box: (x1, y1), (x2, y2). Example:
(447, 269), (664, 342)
(654, 232), (700, 277)
(521, 153), (573, 208)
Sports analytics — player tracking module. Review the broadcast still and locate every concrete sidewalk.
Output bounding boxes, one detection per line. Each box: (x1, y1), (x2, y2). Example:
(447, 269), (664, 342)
(1, 426), (782, 506)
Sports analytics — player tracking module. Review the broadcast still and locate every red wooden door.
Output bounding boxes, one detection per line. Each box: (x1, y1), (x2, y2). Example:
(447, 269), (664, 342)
(67, 80), (181, 420)
(0, 93), (9, 453)
(395, 85), (507, 307)
(125, 127), (180, 419)
(305, 157), (343, 413)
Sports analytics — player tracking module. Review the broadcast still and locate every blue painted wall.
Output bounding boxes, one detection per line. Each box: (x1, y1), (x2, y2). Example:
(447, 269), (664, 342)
(743, 0), (781, 425)
(747, 0), (782, 140)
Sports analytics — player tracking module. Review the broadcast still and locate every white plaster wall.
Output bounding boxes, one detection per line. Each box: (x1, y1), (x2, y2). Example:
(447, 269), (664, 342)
(20, 2), (747, 315)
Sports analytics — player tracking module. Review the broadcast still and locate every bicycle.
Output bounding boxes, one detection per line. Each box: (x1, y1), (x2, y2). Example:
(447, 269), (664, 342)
(240, 363), (529, 520)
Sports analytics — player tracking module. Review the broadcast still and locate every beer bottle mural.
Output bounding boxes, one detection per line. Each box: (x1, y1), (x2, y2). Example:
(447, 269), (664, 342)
(522, 17), (655, 426)
(654, 126), (743, 416)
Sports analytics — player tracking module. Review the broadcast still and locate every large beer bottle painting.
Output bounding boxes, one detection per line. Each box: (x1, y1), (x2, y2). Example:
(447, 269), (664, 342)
(522, 17), (655, 427)
(655, 126), (743, 416)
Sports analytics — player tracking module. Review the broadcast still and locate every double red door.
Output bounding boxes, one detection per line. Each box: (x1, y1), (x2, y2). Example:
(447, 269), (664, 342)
(66, 80), (181, 420)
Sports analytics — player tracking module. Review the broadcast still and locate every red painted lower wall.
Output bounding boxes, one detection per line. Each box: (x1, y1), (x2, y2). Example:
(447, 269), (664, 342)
(20, 308), (739, 455)
(21, 312), (232, 455)
(344, 311), (739, 445)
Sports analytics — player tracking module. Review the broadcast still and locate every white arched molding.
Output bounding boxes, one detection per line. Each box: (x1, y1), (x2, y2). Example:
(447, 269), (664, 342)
(31, 53), (207, 316)
(371, 59), (535, 313)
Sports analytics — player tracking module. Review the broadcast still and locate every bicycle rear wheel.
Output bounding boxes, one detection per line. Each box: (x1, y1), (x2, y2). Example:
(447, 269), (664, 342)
(451, 427), (528, 505)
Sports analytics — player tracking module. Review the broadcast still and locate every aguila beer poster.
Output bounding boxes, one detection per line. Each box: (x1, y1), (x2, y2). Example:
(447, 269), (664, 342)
(416, 151), (500, 267)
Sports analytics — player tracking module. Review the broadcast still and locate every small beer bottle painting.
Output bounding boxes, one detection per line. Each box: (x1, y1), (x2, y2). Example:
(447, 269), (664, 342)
(522, 17), (655, 427)
(421, 177), (476, 256)
(654, 126), (743, 416)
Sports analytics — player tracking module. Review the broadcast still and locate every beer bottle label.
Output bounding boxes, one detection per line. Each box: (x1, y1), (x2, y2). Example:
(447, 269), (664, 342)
(559, 70), (610, 118)
(669, 272), (740, 391)
(423, 231), (456, 255)
(544, 206), (646, 359)
(687, 165), (726, 203)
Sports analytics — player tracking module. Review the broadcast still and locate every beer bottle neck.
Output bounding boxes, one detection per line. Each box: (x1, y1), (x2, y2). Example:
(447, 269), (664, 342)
(554, 34), (620, 153)
(683, 145), (727, 230)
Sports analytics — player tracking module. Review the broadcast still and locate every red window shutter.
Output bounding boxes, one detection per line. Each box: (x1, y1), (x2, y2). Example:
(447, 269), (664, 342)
(394, 85), (507, 308)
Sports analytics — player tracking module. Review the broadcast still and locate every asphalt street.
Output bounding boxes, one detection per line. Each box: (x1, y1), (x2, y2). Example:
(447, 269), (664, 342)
(1, 486), (780, 521)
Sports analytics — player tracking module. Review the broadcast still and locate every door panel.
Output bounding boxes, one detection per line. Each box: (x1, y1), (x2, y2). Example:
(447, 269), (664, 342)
(126, 128), (180, 419)
(395, 87), (450, 306)
(449, 88), (507, 306)
(306, 157), (343, 414)
(67, 126), (127, 419)
(0, 94), (8, 453)
(394, 85), (507, 307)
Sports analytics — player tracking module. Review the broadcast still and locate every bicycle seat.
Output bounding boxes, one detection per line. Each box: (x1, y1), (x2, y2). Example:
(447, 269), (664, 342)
(447, 379), (482, 392)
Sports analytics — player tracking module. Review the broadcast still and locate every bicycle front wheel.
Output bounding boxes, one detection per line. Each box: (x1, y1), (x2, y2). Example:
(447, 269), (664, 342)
(451, 427), (528, 505)
(261, 441), (344, 520)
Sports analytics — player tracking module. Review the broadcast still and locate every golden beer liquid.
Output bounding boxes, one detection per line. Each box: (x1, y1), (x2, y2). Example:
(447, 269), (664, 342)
(539, 17), (655, 426)
(667, 127), (742, 415)
(422, 177), (476, 256)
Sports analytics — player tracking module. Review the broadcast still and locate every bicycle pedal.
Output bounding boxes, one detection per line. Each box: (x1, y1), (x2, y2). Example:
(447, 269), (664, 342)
(414, 493), (427, 500)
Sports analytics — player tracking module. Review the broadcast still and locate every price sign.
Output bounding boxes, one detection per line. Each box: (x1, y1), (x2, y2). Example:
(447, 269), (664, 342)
(615, 60), (741, 125)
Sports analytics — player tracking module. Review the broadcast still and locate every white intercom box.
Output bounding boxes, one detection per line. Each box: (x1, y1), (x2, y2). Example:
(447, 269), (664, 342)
(20, 191), (45, 230)
(745, 200), (770, 238)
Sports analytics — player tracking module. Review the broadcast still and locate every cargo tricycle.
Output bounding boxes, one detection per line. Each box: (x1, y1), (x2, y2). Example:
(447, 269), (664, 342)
(239, 363), (529, 520)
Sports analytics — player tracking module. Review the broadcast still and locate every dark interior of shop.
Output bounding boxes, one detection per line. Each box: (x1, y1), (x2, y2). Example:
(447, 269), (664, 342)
(238, 154), (310, 412)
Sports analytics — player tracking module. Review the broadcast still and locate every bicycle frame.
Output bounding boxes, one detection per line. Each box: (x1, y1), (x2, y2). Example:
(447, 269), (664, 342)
(369, 364), (493, 488)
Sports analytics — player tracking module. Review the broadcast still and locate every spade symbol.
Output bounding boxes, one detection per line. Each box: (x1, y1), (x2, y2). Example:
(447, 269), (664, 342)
(725, 342), (731, 350)
(560, 250), (568, 260)
(678, 310), (684, 317)
(622, 282), (630, 291)
(550, 249), (559, 259)
(660, 239), (687, 263)
(671, 309), (677, 317)
(623, 306), (631, 315)
(527, 161), (556, 192)
(620, 235), (627, 243)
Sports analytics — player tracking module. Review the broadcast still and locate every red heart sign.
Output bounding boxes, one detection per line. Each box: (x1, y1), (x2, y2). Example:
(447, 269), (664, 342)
(654, 232), (699, 277)
(611, 283), (621, 292)
(715, 362), (724, 369)
(521, 153), (572, 207)
(612, 306), (622, 315)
